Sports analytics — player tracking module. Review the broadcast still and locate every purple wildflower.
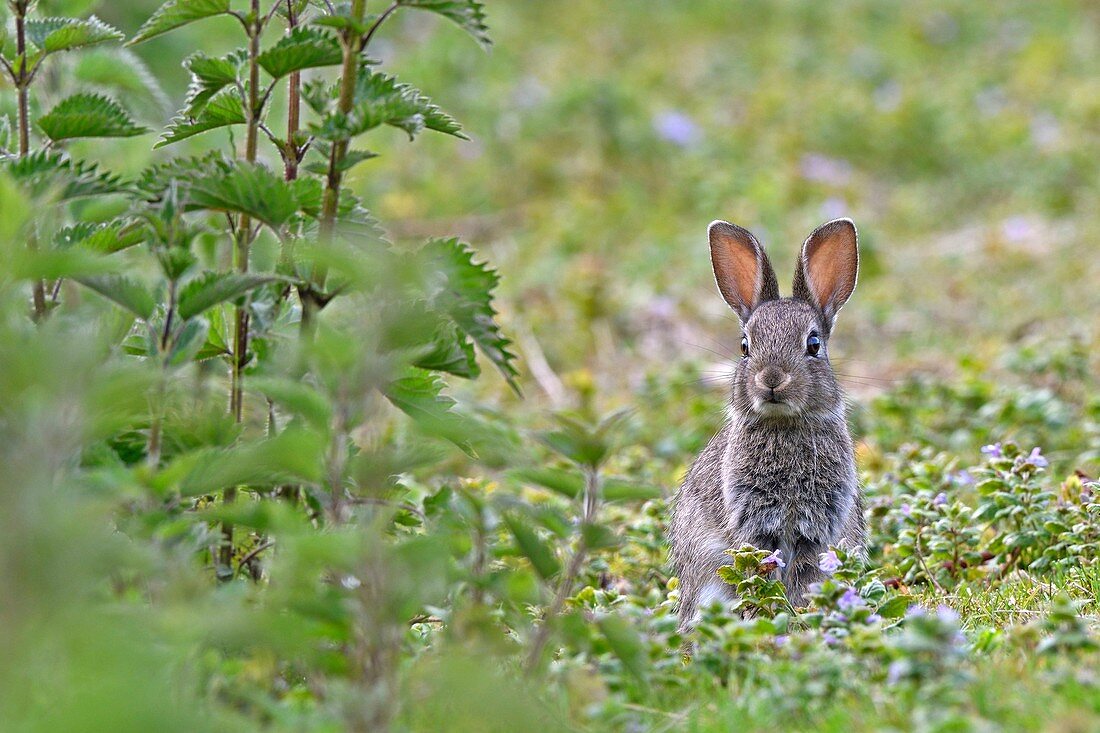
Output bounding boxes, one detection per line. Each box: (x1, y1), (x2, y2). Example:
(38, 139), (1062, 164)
(953, 470), (975, 486)
(887, 660), (906, 684)
(981, 442), (1003, 458)
(823, 632), (839, 646)
(905, 605), (926, 619)
(818, 549), (842, 574)
(838, 588), (864, 611)
(1027, 447), (1049, 468)
(900, 503), (912, 516)
(936, 605), (960, 624)
(933, 492), (948, 507)
(653, 111), (700, 148)
(774, 635), (789, 647)
(762, 549), (786, 569)
(866, 614), (883, 625)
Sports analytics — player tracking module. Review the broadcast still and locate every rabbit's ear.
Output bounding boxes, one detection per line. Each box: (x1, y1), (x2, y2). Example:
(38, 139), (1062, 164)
(709, 221), (780, 323)
(792, 218), (858, 332)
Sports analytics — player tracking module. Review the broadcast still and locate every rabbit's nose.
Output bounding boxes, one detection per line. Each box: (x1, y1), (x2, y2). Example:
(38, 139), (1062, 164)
(754, 369), (792, 394)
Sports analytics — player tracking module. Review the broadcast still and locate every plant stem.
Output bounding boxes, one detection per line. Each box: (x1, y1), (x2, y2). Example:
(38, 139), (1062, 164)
(301, 0), (374, 332)
(222, 0), (263, 574)
(285, 0), (301, 181)
(147, 279), (178, 468)
(524, 467), (601, 674)
(14, 4), (46, 322)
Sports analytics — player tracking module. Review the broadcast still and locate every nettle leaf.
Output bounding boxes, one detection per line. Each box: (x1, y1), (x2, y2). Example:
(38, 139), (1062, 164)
(136, 151), (231, 200)
(413, 320), (478, 377)
(397, 0), (491, 49)
(299, 77), (334, 115)
(302, 145), (377, 175)
(26, 15), (124, 54)
(37, 93), (148, 141)
(177, 272), (280, 320)
(258, 26), (342, 80)
(167, 317), (210, 365)
(311, 12), (371, 35)
(4, 150), (131, 201)
(77, 275), (155, 319)
(423, 238), (519, 391)
(502, 512), (560, 580)
(249, 376), (333, 432)
(183, 51), (242, 116)
(156, 89), (245, 148)
(382, 368), (473, 454)
(128, 0), (231, 46)
(186, 162), (300, 230)
(315, 69), (464, 141)
(55, 220), (145, 253)
(597, 615), (647, 683)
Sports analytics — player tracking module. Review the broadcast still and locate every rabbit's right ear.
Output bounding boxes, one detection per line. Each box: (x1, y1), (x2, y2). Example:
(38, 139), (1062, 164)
(708, 221), (779, 323)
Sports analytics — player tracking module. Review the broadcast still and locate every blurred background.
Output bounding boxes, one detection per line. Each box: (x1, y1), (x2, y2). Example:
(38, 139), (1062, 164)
(76, 0), (1100, 416)
(2, 2), (1099, 730)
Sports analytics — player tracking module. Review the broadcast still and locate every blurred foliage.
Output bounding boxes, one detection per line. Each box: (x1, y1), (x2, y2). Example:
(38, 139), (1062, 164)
(0, 1), (1098, 732)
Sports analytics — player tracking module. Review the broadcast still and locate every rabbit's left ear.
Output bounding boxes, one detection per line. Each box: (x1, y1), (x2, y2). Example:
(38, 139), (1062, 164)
(792, 218), (858, 332)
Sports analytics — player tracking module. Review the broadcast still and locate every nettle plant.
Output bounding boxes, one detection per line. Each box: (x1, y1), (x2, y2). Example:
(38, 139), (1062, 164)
(2, 0), (514, 571)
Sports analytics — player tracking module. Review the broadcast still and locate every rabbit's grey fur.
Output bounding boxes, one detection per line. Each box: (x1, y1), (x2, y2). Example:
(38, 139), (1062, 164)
(670, 219), (865, 631)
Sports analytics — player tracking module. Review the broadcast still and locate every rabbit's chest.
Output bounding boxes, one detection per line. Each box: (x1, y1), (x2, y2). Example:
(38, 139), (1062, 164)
(723, 430), (855, 545)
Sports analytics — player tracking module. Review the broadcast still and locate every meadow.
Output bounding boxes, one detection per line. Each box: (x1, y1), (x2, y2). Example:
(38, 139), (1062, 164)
(0, 1), (1097, 731)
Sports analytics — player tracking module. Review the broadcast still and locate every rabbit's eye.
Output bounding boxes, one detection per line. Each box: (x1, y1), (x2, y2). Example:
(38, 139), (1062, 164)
(806, 333), (822, 357)
(740, 337), (749, 358)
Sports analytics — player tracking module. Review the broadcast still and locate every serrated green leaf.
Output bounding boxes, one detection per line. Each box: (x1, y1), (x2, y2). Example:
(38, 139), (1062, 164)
(177, 272), (280, 320)
(877, 595), (912, 619)
(302, 147), (378, 175)
(314, 69), (465, 141)
(581, 523), (618, 550)
(4, 150), (131, 201)
(128, 0), (231, 46)
(503, 512), (560, 580)
(185, 161), (300, 230)
(136, 151), (231, 200)
(153, 427), (325, 496)
(310, 13), (370, 35)
(397, 0), (490, 49)
(26, 15), (123, 53)
(156, 89), (245, 147)
(597, 615), (647, 682)
(423, 237), (519, 391)
(55, 220), (145, 253)
(38, 93), (148, 141)
(382, 368), (473, 454)
(167, 317), (209, 365)
(603, 478), (663, 502)
(510, 467), (583, 498)
(77, 275), (155, 319)
(412, 320), (478, 377)
(258, 26), (342, 80)
(183, 51), (241, 116)
(249, 377), (333, 432)
(194, 303), (231, 359)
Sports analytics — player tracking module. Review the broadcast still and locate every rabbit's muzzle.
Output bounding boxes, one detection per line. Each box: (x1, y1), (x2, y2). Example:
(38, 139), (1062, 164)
(753, 367), (793, 399)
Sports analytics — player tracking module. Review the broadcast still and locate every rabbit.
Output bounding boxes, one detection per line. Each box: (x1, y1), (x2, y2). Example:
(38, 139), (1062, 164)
(669, 218), (865, 632)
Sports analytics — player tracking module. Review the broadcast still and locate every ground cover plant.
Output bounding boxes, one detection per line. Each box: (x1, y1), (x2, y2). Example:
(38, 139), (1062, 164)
(0, 1), (1098, 731)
